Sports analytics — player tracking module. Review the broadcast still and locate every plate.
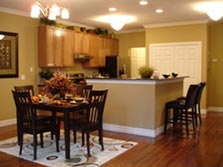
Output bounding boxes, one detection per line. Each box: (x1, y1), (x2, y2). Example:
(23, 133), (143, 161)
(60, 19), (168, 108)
(74, 97), (84, 102)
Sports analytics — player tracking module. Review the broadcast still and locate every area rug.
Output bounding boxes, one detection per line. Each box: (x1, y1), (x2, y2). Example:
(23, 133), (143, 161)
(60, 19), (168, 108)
(0, 132), (137, 167)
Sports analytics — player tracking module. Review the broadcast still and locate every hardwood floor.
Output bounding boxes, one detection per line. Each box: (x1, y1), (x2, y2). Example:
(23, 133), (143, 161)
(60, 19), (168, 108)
(0, 111), (223, 167)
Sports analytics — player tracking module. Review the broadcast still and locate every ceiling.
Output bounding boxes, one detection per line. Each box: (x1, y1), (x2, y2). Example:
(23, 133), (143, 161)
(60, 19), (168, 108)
(0, 0), (219, 32)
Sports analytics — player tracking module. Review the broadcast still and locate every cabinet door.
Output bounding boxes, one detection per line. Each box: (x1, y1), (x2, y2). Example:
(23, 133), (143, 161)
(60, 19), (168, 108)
(73, 31), (82, 54)
(73, 32), (90, 55)
(38, 26), (55, 67)
(98, 36), (106, 67)
(82, 33), (90, 54)
(53, 28), (63, 66)
(63, 29), (74, 66)
(112, 39), (119, 55)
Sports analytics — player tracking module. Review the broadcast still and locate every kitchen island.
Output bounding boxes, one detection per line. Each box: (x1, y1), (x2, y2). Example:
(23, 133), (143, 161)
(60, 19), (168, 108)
(86, 77), (186, 137)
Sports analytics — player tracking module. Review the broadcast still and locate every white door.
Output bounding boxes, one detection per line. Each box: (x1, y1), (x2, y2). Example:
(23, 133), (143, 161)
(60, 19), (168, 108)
(149, 42), (202, 95)
(129, 47), (146, 78)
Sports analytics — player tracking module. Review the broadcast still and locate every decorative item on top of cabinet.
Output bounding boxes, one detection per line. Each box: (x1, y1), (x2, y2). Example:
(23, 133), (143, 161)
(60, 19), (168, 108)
(38, 25), (74, 67)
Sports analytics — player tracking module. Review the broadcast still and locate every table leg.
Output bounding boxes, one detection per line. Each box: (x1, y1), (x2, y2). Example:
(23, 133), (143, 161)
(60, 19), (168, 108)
(64, 110), (70, 159)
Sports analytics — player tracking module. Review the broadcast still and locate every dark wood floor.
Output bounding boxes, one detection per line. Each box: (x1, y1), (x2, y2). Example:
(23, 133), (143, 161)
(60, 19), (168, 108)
(0, 111), (223, 167)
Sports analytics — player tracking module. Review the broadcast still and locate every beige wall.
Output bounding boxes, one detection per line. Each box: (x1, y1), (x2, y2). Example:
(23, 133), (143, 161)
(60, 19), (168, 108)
(208, 22), (223, 107)
(0, 12), (39, 121)
(115, 31), (145, 76)
(145, 24), (208, 108)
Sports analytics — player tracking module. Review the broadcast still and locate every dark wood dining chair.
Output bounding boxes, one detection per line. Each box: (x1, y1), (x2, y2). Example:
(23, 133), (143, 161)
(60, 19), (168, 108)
(75, 84), (93, 98)
(70, 89), (108, 156)
(14, 85), (55, 140)
(12, 90), (60, 160)
(164, 84), (199, 135)
(14, 85), (35, 95)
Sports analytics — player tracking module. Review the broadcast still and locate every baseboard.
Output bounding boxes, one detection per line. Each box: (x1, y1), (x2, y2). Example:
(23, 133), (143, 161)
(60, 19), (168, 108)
(103, 123), (163, 138)
(207, 107), (223, 112)
(0, 118), (16, 127)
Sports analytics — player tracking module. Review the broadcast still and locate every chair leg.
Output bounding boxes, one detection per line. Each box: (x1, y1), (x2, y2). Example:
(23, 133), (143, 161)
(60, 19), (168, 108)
(164, 107), (169, 134)
(19, 133), (23, 155)
(33, 134), (37, 160)
(55, 128), (60, 152)
(185, 110), (189, 135)
(198, 104), (202, 124)
(40, 133), (44, 148)
(81, 131), (85, 146)
(73, 130), (77, 143)
(99, 128), (104, 151)
(86, 132), (91, 157)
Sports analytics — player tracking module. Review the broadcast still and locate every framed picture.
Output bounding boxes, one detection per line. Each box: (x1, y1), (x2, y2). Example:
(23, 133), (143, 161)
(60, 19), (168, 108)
(0, 31), (18, 78)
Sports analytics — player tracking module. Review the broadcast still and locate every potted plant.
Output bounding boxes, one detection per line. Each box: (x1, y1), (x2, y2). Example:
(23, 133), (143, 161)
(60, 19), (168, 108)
(138, 66), (154, 78)
(39, 69), (54, 80)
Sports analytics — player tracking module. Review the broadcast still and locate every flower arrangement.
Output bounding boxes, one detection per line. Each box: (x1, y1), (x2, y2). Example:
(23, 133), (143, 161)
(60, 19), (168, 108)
(45, 71), (76, 97)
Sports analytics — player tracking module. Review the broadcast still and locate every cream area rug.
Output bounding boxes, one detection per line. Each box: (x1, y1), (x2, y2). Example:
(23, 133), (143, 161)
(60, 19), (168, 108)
(0, 132), (137, 167)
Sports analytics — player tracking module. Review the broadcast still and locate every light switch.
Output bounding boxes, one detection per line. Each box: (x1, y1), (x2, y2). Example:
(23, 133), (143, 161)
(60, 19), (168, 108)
(21, 75), (26, 80)
(30, 67), (33, 72)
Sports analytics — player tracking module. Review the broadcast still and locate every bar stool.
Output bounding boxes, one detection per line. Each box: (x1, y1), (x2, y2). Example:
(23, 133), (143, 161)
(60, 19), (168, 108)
(164, 84), (200, 135)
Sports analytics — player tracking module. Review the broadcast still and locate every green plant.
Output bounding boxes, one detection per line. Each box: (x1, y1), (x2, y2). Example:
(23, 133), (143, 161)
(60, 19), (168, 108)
(39, 69), (54, 80)
(138, 66), (154, 78)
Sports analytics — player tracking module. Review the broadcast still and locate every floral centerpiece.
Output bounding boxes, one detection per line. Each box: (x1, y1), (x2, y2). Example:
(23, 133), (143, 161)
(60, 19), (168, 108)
(45, 71), (76, 98)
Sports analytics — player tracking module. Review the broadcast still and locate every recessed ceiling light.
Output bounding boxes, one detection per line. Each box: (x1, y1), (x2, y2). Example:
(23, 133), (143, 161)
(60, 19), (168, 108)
(139, 0), (148, 6)
(156, 9), (163, 13)
(109, 7), (117, 12)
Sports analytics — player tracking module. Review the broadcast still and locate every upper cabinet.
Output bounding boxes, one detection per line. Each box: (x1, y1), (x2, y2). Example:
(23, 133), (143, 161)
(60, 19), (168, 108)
(38, 25), (119, 68)
(84, 36), (119, 67)
(73, 31), (91, 55)
(38, 26), (74, 67)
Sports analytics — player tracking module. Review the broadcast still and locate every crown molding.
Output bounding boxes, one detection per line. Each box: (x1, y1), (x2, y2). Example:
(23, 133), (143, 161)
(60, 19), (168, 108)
(115, 28), (145, 34)
(0, 6), (28, 17)
(143, 19), (209, 28)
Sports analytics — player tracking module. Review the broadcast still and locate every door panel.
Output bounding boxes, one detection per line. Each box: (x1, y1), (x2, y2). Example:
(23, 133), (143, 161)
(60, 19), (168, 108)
(149, 42), (201, 95)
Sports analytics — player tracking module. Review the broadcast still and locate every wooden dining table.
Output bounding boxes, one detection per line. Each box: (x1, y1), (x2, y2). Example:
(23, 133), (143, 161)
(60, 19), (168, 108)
(32, 101), (86, 159)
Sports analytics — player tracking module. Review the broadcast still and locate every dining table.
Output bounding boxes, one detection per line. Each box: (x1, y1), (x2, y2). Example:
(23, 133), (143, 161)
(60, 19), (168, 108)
(32, 100), (87, 159)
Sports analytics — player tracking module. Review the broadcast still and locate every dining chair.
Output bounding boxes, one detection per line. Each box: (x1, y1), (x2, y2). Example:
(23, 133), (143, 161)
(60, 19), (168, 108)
(12, 90), (60, 160)
(164, 84), (199, 135)
(75, 84), (93, 98)
(14, 85), (35, 96)
(70, 89), (108, 156)
(14, 85), (55, 140)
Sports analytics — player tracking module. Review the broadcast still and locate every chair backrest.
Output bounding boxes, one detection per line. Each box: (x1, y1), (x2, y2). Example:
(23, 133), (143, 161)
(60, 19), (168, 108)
(75, 84), (93, 98)
(14, 85), (35, 96)
(195, 82), (207, 104)
(86, 89), (108, 128)
(12, 90), (36, 129)
(185, 84), (200, 108)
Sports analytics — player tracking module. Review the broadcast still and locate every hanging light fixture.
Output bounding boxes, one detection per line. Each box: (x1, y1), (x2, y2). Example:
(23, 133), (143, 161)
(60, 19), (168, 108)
(0, 35), (5, 40)
(207, 9), (223, 21)
(194, 2), (223, 21)
(110, 21), (125, 31)
(31, 1), (69, 20)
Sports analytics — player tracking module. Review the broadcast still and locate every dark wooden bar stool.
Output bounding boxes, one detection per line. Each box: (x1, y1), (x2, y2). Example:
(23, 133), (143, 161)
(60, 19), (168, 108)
(164, 84), (200, 135)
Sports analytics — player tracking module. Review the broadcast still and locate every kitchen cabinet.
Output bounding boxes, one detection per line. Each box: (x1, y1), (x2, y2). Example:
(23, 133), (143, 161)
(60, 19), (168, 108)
(38, 26), (74, 67)
(84, 36), (118, 67)
(73, 31), (90, 55)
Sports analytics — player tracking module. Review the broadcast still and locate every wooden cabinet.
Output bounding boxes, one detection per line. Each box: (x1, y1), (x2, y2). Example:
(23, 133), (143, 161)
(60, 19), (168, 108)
(38, 25), (118, 68)
(73, 31), (90, 55)
(38, 26), (74, 67)
(84, 36), (119, 67)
